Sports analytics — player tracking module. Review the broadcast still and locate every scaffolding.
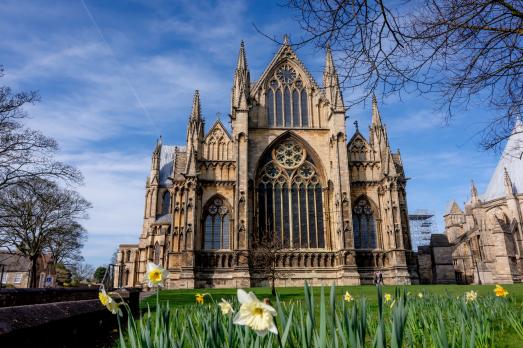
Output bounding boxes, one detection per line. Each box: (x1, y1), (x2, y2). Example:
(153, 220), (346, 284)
(409, 209), (437, 251)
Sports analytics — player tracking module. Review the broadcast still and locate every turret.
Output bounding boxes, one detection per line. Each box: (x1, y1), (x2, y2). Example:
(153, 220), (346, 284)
(186, 90), (204, 154)
(444, 201), (465, 242)
(470, 180), (480, 205)
(504, 167), (515, 197)
(150, 137), (162, 185)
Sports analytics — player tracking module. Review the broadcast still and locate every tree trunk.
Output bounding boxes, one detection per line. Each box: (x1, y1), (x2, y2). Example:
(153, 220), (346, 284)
(271, 278), (276, 296)
(29, 256), (38, 288)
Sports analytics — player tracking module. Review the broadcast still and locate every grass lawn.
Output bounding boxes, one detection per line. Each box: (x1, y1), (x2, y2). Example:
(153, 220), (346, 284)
(135, 284), (523, 347)
(141, 283), (523, 309)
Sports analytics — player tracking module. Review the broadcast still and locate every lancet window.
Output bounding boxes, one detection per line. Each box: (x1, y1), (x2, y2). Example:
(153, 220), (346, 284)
(257, 141), (324, 248)
(352, 198), (377, 249)
(203, 197), (230, 250)
(161, 191), (170, 215)
(267, 65), (309, 128)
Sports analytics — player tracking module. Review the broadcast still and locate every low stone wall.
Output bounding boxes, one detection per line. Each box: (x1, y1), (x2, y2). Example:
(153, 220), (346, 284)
(0, 299), (117, 347)
(0, 287), (99, 307)
(0, 288), (140, 347)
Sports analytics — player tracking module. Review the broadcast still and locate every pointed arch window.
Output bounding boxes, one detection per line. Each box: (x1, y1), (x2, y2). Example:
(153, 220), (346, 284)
(203, 198), (230, 250)
(153, 242), (160, 264)
(352, 199), (377, 249)
(256, 140), (324, 248)
(266, 65), (309, 128)
(161, 191), (170, 215)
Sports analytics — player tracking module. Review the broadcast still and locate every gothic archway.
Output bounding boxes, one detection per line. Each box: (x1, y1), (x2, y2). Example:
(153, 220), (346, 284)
(255, 134), (326, 249)
(352, 196), (378, 249)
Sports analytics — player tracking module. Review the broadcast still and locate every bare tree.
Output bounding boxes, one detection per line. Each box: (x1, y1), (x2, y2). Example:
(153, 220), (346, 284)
(70, 262), (95, 283)
(249, 232), (294, 296)
(46, 222), (87, 265)
(0, 66), (82, 190)
(0, 179), (91, 287)
(284, 0), (523, 150)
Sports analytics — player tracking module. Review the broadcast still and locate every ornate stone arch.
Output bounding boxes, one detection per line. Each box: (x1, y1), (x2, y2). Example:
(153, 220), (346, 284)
(201, 194), (232, 250)
(255, 133), (327, 249)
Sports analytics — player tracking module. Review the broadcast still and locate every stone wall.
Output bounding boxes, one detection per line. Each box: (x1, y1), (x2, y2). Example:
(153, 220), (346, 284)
(0, 287), (99, 307)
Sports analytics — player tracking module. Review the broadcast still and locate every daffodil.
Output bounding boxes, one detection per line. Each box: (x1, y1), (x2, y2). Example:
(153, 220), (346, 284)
(233, 289), (278, 336)
(417, 292), (423, 299)
(384, 293), (392, 303)
(494, 284), (509, 297)
(344, 291), (353, 302)
(465, 290), (478, 303)
(99, 288), (111, 306)
(98, 288), (122, 316)
(218, 298), (234, 315)
(144, 262), (169, 287)
(195, 293), (205, 304)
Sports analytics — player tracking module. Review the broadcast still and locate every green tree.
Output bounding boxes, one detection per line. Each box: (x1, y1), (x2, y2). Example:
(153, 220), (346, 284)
(93, 266), (107, 283)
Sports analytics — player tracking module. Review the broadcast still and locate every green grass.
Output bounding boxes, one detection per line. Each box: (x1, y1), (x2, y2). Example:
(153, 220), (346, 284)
(133, 284), (523, 347)
(141, 283), (523, 309)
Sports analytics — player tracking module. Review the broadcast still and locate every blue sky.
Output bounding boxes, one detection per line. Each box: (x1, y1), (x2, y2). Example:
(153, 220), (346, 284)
(0, 0), (503, 267)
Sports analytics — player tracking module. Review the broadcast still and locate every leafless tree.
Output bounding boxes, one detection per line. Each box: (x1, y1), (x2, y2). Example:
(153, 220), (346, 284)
(249, 231), (294, 296)
(0, 67), (82, 190)
(284, 0), (522, 150)
(46, 221), (87, 265)
(0, 179), (91, 287)
(70, 262), (95, 282)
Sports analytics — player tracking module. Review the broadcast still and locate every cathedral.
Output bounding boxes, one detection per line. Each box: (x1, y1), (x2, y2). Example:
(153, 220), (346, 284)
(445, 120), (523, 284)
(117, 39), (418, 289)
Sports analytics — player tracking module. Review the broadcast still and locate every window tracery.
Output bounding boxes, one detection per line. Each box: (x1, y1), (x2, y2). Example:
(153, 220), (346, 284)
(352, 198), (377, 249)
(203, 197), (230, 250)
(257, 141), (324, 248)
(267, 65), (309, 127)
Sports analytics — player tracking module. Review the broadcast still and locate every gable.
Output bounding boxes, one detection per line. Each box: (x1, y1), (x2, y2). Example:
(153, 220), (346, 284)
(203, 120), (232, 161)
(251, 43), (322, 97)
(347, 132), (372, 162)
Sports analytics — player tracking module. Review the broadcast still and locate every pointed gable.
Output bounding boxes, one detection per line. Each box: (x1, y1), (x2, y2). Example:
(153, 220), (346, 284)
(482, 120), (523, 201)
(445, 201), (463, 215)
(203, 119), (233, 161)
(347, 131), (373, 162)
(251, 41), (322, 97)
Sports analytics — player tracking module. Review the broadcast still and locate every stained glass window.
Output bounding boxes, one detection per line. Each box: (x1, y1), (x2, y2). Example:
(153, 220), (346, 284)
(257, 141), (325, 248)
(203, 198), (230, 250)
(352, 199), (377, 249)
(162, 191), (170, 215)
(266, 66), (309, 128)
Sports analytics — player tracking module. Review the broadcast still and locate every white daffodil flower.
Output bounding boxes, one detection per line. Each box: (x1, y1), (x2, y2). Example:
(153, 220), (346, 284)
(144, 262), (169, 287)
(233, 289), (278, 336)
(218, 298), (234, 315)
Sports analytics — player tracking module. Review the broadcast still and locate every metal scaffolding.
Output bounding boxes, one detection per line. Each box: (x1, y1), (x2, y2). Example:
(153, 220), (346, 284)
(409, 209), (437, 251)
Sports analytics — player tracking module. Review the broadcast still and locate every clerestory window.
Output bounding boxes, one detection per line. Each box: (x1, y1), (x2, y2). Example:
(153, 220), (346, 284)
(267, 65), (309, 128)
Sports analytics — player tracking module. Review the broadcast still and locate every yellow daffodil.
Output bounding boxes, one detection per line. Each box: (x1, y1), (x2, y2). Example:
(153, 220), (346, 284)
(417, 292), (423, 299)
(218, 298), (234, 315)
(195, 293), (205, 304)
(145, 262), (169, 287)
(98, 288), (122, 316)
(465, 290), (478, 303)
(233, 289), (278, 336)
(384, 293), (392, 303)
(494, 284), (509, 297)
(99, 288), (111, 306)
(344, 291), (353, 302)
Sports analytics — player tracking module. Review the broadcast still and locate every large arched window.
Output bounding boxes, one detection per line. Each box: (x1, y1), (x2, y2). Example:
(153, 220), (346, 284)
(267, 65), (309, 128)
(203, 197), (230, 250)
(352, 198), (377, 249)
(257, 140), (324, 248)
(161, 191), (170, 215)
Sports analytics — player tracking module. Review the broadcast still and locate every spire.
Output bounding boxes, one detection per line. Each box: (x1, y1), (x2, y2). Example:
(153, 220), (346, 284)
(471, 180), (479, 204)
(504, 167), (515, 196)
(283, 34), (290, 45)
(231, 40), (250, 113)
(371, 94), (383, 126)
(323, 45), (344, 112)
(190, 90), (202, 120)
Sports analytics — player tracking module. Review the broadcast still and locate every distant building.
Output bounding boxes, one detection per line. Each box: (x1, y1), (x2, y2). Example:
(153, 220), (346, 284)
(0, 252), (55, 288)
(409, 210), (437, 251)
(444, 120), (523, 284)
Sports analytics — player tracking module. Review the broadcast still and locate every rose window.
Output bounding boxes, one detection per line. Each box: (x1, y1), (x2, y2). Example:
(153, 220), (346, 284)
(273, 141), (305, 169)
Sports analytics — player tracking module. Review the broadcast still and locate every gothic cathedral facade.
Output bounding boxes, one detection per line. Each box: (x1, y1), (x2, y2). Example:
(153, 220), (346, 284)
(117, 40), (418, 288)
